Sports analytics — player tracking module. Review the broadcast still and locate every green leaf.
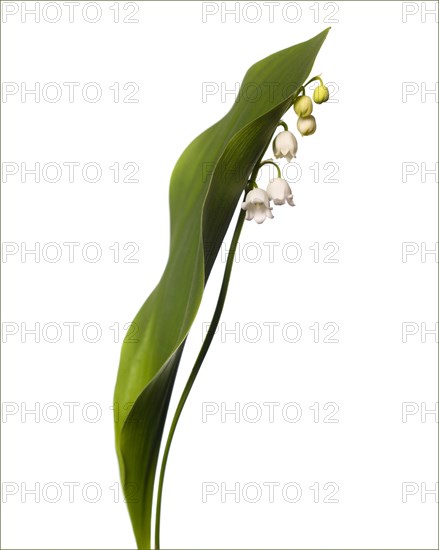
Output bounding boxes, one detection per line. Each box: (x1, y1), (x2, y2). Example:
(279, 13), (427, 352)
(114, 28), (330, 549)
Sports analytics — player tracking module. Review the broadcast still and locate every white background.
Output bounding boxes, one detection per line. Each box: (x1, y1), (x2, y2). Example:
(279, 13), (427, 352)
(1, 1), (438, 549)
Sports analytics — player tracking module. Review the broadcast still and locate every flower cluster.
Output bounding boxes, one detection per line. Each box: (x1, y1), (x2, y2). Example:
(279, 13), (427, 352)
(242, 177), (295, 224)
(293, 79), (329, 136)
(241, 77), (330, 224)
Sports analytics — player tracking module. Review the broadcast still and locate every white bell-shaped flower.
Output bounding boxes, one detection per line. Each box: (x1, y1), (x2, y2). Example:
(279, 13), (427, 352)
(241, 188), (273, 224)
(266, 178), (295, 206)
(272, 130), (298, 162)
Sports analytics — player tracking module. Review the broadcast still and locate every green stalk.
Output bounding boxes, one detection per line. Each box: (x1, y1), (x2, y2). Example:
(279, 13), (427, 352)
(154, 206), (246, 548)
(258, 160), (281, 179)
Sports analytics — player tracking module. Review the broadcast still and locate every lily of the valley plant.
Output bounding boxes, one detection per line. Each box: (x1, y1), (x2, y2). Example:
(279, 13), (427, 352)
(114, 29), (331, 549)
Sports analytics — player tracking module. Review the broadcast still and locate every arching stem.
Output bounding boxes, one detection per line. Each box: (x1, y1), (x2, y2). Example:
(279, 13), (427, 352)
(303, 75), (324, 88)
(258, 160), (281, 179)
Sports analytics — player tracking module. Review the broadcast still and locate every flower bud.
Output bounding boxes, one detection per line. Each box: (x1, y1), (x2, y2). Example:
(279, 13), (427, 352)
(313, 85), (329, 104)
(297, 115), (316, 137)
(294, 95), (313, 117)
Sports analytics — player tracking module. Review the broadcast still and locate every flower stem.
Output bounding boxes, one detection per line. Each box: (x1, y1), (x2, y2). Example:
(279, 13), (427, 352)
(303, 75), (323, 88)
(277, 120), (288, 131)
(154, 205), (246, 549)
(258, 160), (281, 179)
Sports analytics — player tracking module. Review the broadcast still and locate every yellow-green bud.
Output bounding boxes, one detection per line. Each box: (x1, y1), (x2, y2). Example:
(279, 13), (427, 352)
(294, 95), (313, 117)
(297, 115), (317, 136)
(313, 85), (329, 104)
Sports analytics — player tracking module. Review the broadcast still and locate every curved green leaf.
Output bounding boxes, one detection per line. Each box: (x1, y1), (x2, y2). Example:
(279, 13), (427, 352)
(114, 28), (330, 549)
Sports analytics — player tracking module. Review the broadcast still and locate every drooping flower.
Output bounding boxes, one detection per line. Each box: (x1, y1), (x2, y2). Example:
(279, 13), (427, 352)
(272, 130), (298, 162)
(241, 188), (273, 224)
(266, 178), (295, 206)
(294, 95), (313, 117)
(313, 85), (329, 104)
(297, 115), (317, 136)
